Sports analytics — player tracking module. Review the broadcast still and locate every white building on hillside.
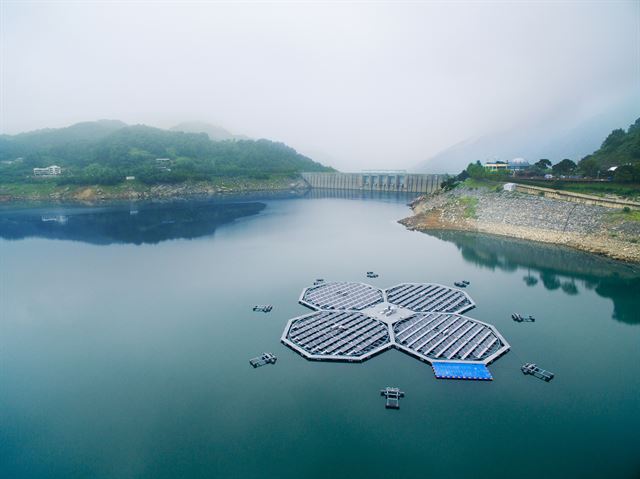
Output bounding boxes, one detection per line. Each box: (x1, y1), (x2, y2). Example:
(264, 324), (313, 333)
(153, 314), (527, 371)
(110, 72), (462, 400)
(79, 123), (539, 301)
(33, 165), (62, 176)
(507, 158), (530, 171)
(484, 161), (508, 171)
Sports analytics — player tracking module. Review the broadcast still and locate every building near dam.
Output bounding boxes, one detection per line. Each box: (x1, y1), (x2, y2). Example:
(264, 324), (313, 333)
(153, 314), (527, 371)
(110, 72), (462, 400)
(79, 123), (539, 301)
(33, 165), (62, 176)
(301, 171), (446, 194)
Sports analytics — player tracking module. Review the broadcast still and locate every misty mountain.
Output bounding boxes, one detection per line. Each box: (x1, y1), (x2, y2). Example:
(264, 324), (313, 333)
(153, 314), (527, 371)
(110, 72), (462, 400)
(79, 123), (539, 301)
(0, 121), (333, 185)
(170, 121), (249, 141)
(0, 120), (127, 158)
(415, 106), (640, 174)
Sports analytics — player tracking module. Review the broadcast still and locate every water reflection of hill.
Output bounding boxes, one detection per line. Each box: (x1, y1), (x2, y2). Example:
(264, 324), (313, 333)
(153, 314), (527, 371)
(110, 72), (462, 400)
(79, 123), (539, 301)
(303, 188), (415, 203)
(428, 230), (640, 325)
(0, 200), (266, 245)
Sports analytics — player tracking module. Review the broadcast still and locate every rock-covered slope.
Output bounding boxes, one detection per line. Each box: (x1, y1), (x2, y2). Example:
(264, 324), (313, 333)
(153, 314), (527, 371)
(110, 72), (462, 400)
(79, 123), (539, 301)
(400, 185), (640, 263)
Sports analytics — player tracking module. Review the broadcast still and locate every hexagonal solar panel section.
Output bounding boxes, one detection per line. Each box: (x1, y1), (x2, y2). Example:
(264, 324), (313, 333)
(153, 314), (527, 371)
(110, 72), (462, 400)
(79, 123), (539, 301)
(300, 281), (384, 311)
(282, 281), (510, 376)
(281, 310), (392, 361)
(392, 312), (508, 364)
(385, 283), (475, 314)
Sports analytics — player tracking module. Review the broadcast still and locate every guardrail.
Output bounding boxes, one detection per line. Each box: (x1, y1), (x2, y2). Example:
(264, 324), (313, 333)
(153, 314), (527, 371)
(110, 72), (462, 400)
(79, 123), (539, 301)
(513, 184), (640, 210)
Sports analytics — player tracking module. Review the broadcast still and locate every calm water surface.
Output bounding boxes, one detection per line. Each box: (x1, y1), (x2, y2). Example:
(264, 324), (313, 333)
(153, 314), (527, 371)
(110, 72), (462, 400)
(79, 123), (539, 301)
(1, 191), (639, 479)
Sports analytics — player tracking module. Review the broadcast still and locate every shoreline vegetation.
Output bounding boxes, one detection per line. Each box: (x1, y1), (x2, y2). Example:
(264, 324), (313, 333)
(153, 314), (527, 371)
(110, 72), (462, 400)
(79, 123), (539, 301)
(399, 179), (640, 264)
(0, 176), (309, 203)
(3, 118), (640, 262)
(0, 120), (333, 200)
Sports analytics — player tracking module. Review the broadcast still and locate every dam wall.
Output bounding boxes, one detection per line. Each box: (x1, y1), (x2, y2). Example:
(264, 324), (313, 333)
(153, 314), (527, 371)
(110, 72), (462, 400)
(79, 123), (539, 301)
(301, 172), (445, 194)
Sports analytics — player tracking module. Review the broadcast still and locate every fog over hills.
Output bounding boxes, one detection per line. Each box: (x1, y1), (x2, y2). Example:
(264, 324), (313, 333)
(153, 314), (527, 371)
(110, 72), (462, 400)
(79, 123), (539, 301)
(3, 2), (637, 171)
(0, 119), (126, 149)
(0, 120), (333, 185)
(415, 99), (640, 174)
(170, 121), (249, 142)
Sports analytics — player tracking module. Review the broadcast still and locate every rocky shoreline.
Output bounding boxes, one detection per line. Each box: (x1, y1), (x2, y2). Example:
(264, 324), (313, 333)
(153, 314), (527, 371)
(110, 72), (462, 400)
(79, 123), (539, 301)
(0, 177), (309, 203)
(400, 185), (640, 263)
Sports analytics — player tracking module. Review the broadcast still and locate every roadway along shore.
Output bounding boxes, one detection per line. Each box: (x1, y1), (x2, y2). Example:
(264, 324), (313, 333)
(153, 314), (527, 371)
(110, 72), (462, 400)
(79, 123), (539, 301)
(400, 184), (640, 263)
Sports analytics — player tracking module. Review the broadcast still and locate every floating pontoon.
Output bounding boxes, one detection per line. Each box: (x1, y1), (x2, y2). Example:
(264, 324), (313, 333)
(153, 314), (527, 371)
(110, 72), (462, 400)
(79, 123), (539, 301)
(432, 362), (493, 381)
(512, 313), (535, 322)
(380, 387), (405, 409)
(250, 353), (277, 368)
(253, 305), (273, 313)
(521, 362), (554, 381)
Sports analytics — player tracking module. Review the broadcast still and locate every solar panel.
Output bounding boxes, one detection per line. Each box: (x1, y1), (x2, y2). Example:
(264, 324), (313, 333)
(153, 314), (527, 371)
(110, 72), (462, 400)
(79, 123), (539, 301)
(284, 281), (509, 369)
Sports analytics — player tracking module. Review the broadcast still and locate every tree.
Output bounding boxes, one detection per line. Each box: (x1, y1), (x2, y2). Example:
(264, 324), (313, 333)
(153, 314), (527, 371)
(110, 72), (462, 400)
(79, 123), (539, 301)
(535, 159), (552, 170)
(613, 165), (637, 183)
(552, 159), (577, 175)
(440, 177), (458, 191)
(456, 169), (470, 181)
(602, 128), (626, 149)
(578, 155), (599, 178)
(466, 161), (486, 179)
(628, 118), (640, 133)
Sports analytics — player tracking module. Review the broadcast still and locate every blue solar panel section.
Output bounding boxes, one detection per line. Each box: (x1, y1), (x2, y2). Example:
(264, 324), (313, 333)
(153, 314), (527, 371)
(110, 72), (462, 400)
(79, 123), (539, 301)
(432, 362), (493, 381)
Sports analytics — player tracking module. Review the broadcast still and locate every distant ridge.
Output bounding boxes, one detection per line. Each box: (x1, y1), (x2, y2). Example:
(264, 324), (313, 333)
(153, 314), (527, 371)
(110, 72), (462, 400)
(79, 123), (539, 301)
(170, 121), (249, 141)
(0, 119), (333, 185)
(414, 100), (640, 174)
(0, 119), (127, 151)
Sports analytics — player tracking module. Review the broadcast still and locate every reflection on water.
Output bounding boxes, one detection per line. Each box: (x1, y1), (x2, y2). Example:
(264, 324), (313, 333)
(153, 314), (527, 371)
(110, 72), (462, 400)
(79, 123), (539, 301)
(2, 192), (640, 479)
(0, 200), (266, 245)
(303, 188), (415, 203)
(1, 192), (638, 325)
(427, 230), (640, 324)
(0, 189), (415, 246)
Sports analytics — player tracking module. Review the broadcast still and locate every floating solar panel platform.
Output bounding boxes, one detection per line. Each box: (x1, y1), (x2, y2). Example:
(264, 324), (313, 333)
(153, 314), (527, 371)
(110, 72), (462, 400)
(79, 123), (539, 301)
(386, 283), (475, 314)
(281, 310), (392, 361)
(300, 282), (384, 311)
(432, 362), (493, 381)
(282, 281), (509, 375)
(392, 312), (509, 363)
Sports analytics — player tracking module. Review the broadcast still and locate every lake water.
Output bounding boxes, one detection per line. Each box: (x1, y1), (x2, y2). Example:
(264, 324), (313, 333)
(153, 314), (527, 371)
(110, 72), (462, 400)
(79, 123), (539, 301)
(1, 191), (639, 479)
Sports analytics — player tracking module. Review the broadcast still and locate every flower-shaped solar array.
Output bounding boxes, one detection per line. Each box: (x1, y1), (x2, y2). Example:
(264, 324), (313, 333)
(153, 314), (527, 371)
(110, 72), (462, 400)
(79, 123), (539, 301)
(281, 281), (510, 380)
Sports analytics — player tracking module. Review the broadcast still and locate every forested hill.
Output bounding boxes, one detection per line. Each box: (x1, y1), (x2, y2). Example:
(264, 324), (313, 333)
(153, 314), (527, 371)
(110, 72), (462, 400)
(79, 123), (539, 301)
(0, 120), (127, 157)
(0, 121), (333, 185)
(576, 117), (640, 181)
(580, 118), (640, 170)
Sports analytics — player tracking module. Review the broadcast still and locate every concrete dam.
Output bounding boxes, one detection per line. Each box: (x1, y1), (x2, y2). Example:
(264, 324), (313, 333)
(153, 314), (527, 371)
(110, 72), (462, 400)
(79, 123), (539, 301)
(301, 171), (445, 194)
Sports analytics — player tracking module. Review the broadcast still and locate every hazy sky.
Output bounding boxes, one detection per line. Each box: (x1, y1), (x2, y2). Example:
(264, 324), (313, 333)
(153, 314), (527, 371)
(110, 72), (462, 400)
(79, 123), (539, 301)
(1, 1), (638, 170)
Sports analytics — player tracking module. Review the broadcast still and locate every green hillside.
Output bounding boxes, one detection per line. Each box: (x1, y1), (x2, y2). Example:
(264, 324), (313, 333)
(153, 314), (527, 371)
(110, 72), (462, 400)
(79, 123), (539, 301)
(0, 121), (333, 185)
(0, 120), (127, 159)
(578, 117), (640, 180)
